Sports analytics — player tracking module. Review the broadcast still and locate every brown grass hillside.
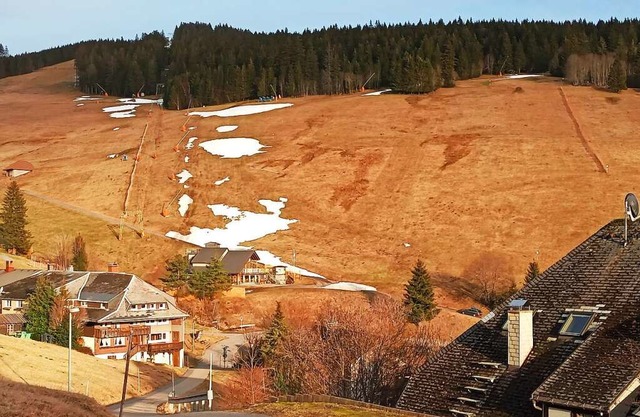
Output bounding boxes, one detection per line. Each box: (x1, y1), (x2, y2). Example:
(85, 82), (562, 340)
(0, 378), (112, 417)
(0, 334), (175, 405)
(1, 61), (639, 310)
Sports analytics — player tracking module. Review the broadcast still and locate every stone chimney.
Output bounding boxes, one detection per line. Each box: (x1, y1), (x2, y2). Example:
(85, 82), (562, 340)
(507, 299), (534, 368)
(107, 262), (119, 273)
(5, 260), (14, 273)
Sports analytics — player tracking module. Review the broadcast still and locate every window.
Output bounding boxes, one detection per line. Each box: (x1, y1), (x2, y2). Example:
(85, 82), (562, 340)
(7, 324), (14, 334)
(150, 333), (166, 342)
(2, 299), (10, 308)
(560, 313), (593, 336)
(114, 337), (126, 346)
(99, 338), (111, 347)
(548, 408), (571, 417)
(80, 301), (87, 307)
(15, 300), (23, 308)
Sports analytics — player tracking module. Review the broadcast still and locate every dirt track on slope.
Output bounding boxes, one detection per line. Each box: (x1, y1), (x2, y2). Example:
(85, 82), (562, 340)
(558, 86), (607, 173)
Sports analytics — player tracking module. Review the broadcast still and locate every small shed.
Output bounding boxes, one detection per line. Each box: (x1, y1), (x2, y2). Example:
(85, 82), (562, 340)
(3, 161), (34, 178)
(0, 313), (26, 336)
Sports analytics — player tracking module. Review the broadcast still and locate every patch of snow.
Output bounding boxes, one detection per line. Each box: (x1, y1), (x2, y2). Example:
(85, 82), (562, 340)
(184, 156), (189, 163)
(403, 242), (411, 248)
(184, 185), (190, 189)
(76, 103), (85, 107)
(189, 126), (197, 130)
(255, 250), (326, 279)
(506, 74), (543, 79)
(214, 177), (230, 186)
(110, 111), (136, 119)
(165, 198), (296, 248)
(324, 282), (377, 292)
(216, 125), (239, 133)
(185, 137), (198, 150)
(118, 98), (163, 105)
(259, 197), (288, 216)
(199, 138), (266, 159)
(74, 96), (102, 101)
(176, 169), (193, 184)
(113, 127), (120, 131)
(102, 104), (140, 113)
(107, 154), (118, 159)
(190, 103), (293, 118)
(363, 89), (392, 96)
(178, 194), (193, 217)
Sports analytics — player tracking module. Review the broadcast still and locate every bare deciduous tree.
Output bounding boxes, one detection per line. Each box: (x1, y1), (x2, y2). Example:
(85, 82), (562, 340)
(263, 298), (444, 406)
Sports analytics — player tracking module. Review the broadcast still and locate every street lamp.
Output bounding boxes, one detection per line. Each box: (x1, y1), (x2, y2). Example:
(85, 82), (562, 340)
(67, 306), (80, 392)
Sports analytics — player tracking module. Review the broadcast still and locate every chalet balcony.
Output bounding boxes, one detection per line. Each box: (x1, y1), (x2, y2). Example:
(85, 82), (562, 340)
(242, 268), (269, 274)
(93, 325), (151, 339)
(148, 342), (183, 354)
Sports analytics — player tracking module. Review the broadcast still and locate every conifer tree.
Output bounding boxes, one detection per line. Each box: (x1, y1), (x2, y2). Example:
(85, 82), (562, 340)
(71, 234), (88, 271)
(0, 181), (32, 254)
(24, 277), (56, 341)
(404, 260), (438, 324)
(261, 302), (287, 363)
(525, 261), (540, 283)
(441, 39), (456, 88)
(608, 58), (627, 93)
(188, 258), (230, 299)
(161, 254), (190, 293)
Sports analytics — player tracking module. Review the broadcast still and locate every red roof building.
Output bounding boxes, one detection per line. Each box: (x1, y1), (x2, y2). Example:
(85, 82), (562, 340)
(3, 161), (34, 178)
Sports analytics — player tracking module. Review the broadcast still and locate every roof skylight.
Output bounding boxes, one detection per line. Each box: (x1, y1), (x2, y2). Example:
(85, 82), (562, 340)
(559, 313), (593, 336)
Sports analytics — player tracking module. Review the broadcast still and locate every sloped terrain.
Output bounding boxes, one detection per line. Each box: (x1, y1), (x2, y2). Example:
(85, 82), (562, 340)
(0, 334), (174, 405)
(1, 61), (639, 309)
(0, 377), (112, 417)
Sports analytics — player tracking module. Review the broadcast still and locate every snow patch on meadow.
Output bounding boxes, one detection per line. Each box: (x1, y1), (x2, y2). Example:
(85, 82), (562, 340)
(103, 104), (140, 113)
(324, 282), (377, 292)
(189, 103), (293, 118)
(74, 96), (102, 101)
(178, 194), (193, 217)
(199, 138), (266, 158)
(214, 177), (230, 186)
(176, 169), (193, 184)
(255, 250), (325, 279)
(216, 125), (239, 133)
(110, 111), (136, 119)
(363, 89), (392, 96)
(165, 197), (296, 248)
(118, 98), (163, 105)
(507, 74), (543, 79)
(185, 137), (198, 150)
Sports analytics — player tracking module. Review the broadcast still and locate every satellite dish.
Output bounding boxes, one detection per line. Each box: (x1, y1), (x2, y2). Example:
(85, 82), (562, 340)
(626, 193), (640, 221)
(624, 193), (640, 246)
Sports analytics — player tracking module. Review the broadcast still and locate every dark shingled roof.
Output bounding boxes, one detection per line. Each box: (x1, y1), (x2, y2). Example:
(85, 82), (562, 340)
(191, 248), (227, 265)
(1, 271), (85, 300)
(79, 273), (133, 302)
(397, 219), (640, 417)
(190, 248), (259, 274)
(220, 250), (259, 274)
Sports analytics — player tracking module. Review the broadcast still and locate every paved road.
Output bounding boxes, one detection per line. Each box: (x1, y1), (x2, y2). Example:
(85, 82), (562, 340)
(108, 331), (265, 417)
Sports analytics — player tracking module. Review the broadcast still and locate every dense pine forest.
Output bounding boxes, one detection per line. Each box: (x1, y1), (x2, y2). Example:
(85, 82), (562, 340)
(2, 19), (639, 107)
(0, 43), (77, 80)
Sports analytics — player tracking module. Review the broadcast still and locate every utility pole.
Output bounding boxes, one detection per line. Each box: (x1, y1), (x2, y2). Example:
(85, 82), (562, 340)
(118, 328), (134, 417)
(207, 351), (213, 409)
